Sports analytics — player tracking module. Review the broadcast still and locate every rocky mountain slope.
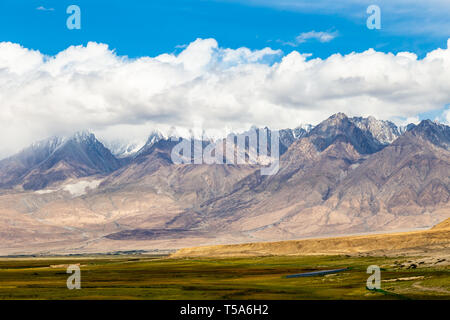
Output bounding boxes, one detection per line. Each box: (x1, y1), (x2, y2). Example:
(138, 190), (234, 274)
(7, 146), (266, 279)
(0, 114), (448, 255)
(0, 131), (122, 191)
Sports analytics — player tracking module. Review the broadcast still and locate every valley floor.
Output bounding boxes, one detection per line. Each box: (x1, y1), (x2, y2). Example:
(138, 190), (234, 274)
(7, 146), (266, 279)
(0, 254), (448, 300)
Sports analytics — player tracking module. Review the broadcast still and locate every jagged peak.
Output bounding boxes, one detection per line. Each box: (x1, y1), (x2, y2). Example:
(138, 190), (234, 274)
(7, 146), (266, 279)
(413, 119), (449, 132)
(406, 119), (450, 150)
(70, 130), (96, 143)
(313, 113), (353, 132)
(312, 113), (352, 132)
(133, 130), (173, 156)
(30, 135), (66, 150)
(26, 131), (98, 154)
(145, 130), (166, 145)
(350, 116), (401, 144)
(417, 119), (440, 127)
(329, 112), (348, 120)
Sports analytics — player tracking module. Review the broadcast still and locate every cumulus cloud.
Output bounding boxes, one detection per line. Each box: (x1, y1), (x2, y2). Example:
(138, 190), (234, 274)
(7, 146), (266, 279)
(0, 38), (450, 158)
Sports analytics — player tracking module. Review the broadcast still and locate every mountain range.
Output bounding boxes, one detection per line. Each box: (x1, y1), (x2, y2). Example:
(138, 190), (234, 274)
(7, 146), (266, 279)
(0, 113), (448, 255)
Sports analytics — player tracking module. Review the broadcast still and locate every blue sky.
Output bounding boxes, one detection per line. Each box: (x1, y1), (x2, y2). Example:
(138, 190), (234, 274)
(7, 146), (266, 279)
(1, 0), (449, 59)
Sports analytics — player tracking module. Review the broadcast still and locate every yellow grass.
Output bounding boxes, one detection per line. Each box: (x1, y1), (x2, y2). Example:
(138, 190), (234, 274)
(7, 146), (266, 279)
(172, 219), (450, 258)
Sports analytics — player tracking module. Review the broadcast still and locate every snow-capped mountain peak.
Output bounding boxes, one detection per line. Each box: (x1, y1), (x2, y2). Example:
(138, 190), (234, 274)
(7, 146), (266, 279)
(350, 116), (401, 145)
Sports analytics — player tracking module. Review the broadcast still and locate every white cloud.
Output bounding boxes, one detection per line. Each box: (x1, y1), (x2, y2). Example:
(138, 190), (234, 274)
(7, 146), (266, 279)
(397, 116), (420, 127)
(0, 38), (450, 158)
(36, 6), (54, 11)
(278, 31), (338, 47)
(296, 31), (338, 44)
(442, 107), (450, 125)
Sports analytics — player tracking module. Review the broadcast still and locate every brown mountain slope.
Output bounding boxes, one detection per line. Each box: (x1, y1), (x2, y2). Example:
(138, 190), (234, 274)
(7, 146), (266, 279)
(164, 116), (449, 241)
(329, 120), (450, 214)
(433, 217), (450, 230)
(171, 222), (450, 258)
(0, 132), (122, 191)
(165, 114), (371, 231)
(0, 115), (448, 255)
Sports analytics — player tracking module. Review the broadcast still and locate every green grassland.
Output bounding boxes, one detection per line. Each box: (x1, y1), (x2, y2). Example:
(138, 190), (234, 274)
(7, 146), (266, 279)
(0, 255), (448, 300)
